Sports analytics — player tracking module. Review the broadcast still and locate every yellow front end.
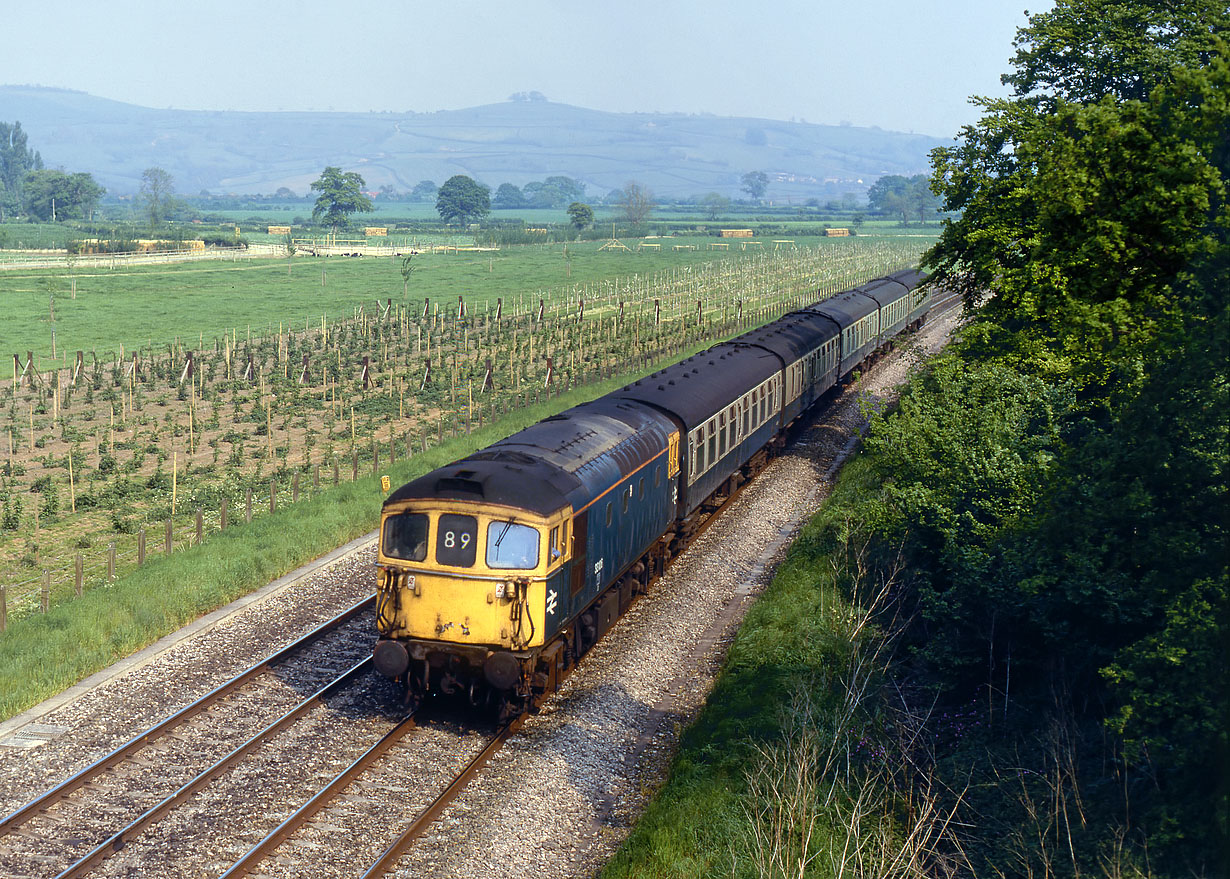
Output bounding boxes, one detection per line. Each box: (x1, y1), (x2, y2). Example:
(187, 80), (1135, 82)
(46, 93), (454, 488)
(376, 499), (571, 651)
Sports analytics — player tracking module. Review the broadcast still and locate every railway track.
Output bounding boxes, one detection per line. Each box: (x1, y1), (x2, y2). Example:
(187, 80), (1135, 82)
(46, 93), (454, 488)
(0, 596), (377, 878)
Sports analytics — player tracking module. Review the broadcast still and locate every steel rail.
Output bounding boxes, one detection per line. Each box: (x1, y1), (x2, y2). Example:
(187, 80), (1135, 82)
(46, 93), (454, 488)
(0, 592), (375, 836)
(361, 716), (526, 878)
(54, 656), (374, 879)
(218, 710), (419, 878)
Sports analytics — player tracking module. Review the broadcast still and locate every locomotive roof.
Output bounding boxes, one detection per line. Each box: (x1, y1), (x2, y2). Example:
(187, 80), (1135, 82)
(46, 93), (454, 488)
(384, 451), (580, 516)
(615, 342), (780, 428)
(384, 397), (674, 516)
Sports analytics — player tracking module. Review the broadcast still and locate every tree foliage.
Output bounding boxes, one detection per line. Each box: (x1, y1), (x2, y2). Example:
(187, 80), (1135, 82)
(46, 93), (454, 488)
(617, 181), (653, 225)
(309, 166), (372, 233)
(866, 174), (940, 225)
(0, 121), (42, 219)
(23, 170), (104, 221)
(740, 170), (768, 201)
(833, 3), (1230, 873)
(139, 167), (175, 230)
(700, 192), (730, 220)
(435, 175), (490, 226)
(492, 183), (525, 210)
(926, 5), (1229, 387)
(410, 180), (437, 202)
(522, 175), (585, 209)
(566, 201), (593, 230)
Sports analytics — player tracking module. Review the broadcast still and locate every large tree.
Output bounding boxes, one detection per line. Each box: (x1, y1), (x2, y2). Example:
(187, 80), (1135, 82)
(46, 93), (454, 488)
(909, 2), (1229, 871)
(617, 181), (653, 225)
(24, 170), (104, 221)
(566, 202), (594, 230)
(492, 183), (526, 210)
(522, 175), (585, 209)
(740, 170), (769, 202)
(0, 121), (42, 219)
(310, 166), (373, 233)
(700, 192), (731, 220)
(139, 167), (175, 230)
(926, 2), (1229, 383)
(867, 174), (939, 225)
(435, 175), (490, 226)
(410, 179), (438, 202)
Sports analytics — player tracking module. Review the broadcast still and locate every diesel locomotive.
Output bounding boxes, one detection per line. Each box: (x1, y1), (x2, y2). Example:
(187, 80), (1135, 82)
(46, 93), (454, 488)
(372, 269), (930, 718)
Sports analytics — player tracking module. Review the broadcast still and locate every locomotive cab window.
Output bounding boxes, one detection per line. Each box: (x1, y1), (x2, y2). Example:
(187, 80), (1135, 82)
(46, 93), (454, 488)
(382, 512), (429, 562)
(486, 520), (539, 570)
(436, 513), (477, 567)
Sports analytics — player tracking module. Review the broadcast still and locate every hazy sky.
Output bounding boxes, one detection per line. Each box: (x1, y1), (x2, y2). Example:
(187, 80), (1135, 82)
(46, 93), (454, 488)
(3, 0), (1037, 138)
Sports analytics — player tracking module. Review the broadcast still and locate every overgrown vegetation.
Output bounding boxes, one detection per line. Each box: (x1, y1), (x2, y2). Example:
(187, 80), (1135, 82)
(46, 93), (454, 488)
(606, 3), (1226, 876)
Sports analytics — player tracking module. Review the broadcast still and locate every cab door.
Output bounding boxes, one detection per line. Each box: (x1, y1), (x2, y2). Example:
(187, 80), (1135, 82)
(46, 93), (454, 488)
(568, 511), (589, 615)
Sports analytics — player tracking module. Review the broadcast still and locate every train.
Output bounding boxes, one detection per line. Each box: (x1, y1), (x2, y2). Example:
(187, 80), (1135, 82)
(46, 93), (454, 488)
(372, 269), (930, 719)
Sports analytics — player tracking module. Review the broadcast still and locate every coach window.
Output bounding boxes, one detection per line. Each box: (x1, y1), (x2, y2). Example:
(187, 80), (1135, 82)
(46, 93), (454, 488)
(707, 421), (717, 467)
(718, 412), (727, 457)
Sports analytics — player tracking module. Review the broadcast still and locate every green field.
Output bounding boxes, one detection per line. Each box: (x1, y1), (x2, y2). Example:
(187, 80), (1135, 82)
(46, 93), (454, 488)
(0, 235), (932, 361)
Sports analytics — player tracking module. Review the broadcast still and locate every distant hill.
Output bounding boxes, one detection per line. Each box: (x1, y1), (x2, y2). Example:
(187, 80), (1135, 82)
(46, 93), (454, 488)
(0, 86), (948, 200)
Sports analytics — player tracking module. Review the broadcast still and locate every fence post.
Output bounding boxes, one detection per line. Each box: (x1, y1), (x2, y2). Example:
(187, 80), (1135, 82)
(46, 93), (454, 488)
(165, 520), (173, 556)
(139, 528), (146, 565)
(220, 497), (228, 531)
(270, 479), (277, 514)
(333, 459), (339, 486)
(41, 570), (49, 613)
(314, 465), (320, 493)
(75, 553), (83, 596)
(293, 472), (300, 504)
(372, 442), (379, 476)
(246, 488), (253, 523)
(196, 509), (204, 545)
(352, 450), (358, 481)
